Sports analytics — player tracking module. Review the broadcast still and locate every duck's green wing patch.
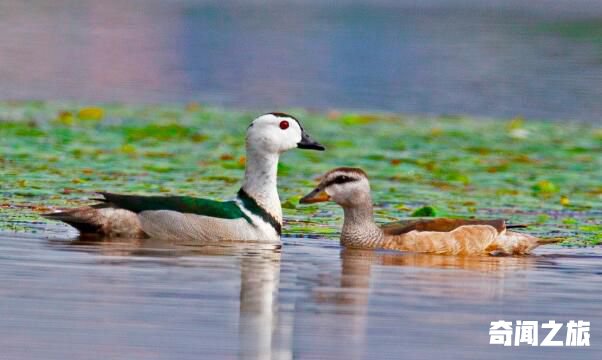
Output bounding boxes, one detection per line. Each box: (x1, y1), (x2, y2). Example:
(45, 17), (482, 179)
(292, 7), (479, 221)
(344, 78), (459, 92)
(99, 192), (251, 222)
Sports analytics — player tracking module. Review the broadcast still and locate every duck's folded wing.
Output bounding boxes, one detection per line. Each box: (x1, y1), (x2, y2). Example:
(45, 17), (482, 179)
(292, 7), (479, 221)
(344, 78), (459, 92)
(385, 225), (501, 255)
(381, 218), (506, 235)
(99, 192), (251, 222)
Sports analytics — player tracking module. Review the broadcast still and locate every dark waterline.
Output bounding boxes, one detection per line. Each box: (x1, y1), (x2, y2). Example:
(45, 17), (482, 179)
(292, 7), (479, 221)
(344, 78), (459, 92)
(1, 0), (602, 121)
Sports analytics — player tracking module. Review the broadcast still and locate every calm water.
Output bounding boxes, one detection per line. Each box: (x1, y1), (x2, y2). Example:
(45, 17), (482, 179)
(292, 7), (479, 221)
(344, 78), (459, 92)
(1, 0), (602, 121)
(0, 224), (600, 359)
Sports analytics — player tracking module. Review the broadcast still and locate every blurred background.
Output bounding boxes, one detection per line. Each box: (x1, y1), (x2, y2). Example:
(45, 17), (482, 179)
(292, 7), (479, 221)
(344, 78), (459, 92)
(1, 0), (602, 121)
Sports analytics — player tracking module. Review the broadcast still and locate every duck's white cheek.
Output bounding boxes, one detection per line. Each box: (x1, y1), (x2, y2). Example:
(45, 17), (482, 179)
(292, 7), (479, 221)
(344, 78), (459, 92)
(287, 130), (302, 149)
(294, 131), (302, 145)
(260, 128), (281, 150)
(275, 132), (296, 152)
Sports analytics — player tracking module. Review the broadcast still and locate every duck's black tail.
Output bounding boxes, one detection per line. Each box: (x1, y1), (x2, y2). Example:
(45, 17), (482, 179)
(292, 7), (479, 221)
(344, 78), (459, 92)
(43, 203), (145, 238)
(42, 205), (107, 233)
(42, 201), (115, 233)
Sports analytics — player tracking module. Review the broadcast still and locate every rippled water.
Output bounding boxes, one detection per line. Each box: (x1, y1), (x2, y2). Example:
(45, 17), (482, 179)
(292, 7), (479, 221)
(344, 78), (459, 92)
(1, 223), (600, 359)
(2, 0), (602, 121)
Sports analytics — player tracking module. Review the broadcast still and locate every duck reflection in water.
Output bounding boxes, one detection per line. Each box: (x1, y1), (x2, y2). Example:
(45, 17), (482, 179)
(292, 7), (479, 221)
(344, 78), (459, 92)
(308, 248), (537, 358)
(316, 248), (537, 308)
(52, 235), (291, 360)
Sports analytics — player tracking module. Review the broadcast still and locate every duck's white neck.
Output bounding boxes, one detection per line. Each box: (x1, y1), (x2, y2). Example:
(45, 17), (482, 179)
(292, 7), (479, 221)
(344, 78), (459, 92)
(241, 146), (282, 222)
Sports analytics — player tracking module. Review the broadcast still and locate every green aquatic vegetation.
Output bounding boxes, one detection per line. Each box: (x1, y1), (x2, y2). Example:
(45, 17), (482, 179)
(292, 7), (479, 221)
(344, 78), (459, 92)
(0, 101), (601, 245)
(121, 123), (203, 142)
(410, 206), (440, 217)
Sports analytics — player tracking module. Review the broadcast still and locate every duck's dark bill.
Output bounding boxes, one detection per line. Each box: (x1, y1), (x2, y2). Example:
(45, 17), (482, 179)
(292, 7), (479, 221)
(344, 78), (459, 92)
(297, 131), (325, 150)
(299, 188), (330, 204)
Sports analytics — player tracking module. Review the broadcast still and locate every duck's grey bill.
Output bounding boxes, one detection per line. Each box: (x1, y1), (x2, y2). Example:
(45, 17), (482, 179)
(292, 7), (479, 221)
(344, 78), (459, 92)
(299, 188), (330, 204)
(297, 131), (325, 151)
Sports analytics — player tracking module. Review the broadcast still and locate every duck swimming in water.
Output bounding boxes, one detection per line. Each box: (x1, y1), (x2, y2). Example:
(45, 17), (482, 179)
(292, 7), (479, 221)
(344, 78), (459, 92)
(44, 113), (324, 242)
(300, 167), (560, 255)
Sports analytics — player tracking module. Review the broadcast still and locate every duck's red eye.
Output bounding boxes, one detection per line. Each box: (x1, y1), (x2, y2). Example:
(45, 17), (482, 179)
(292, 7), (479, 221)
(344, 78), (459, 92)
(279, 120), (289, 130)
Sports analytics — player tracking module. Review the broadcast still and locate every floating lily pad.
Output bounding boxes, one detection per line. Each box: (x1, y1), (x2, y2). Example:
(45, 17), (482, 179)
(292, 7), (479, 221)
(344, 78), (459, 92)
(410, 206), (440, 217)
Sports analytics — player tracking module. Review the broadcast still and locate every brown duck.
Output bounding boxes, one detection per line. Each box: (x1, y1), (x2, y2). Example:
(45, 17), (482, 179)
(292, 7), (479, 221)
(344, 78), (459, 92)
(300, 167), (560, 256)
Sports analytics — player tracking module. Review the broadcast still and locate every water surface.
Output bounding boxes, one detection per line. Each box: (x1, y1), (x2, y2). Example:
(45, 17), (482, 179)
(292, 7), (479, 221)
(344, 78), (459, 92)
(1, 224), (600, 359)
